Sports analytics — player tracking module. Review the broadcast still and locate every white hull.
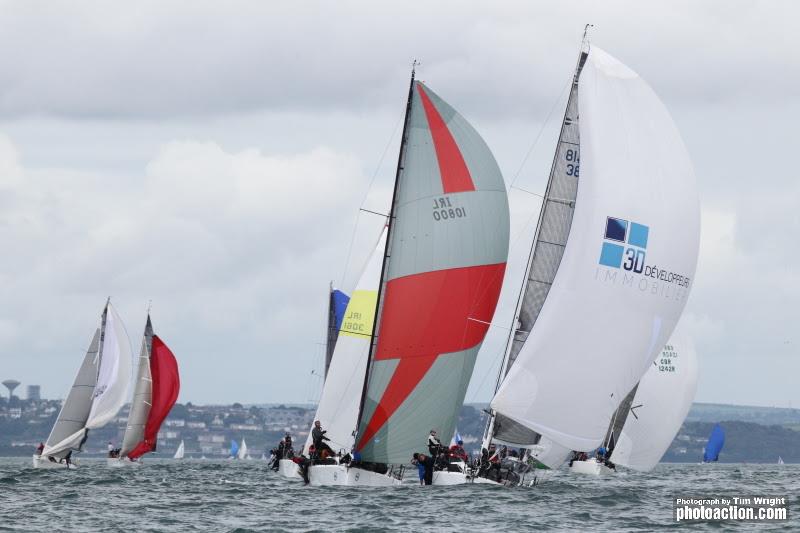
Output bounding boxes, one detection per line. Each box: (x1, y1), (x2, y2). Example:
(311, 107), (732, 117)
(106, 458), (142, 468)
(569, 458), (614, 476)
(31, 454), (77, 470)
(308, 464), (402, 487)
(279, 459), (301, 479)
(432, 471), (469, 485)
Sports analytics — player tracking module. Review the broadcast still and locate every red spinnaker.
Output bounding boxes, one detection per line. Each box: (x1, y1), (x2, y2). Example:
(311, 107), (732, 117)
(127, 335), (180, 459)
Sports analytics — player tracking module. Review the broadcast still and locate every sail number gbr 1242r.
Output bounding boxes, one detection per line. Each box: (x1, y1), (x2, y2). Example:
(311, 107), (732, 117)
(432, 196), (466, 221)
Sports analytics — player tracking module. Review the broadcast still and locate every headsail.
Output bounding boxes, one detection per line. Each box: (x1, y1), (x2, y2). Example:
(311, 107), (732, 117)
(86, 303), (133, 429)
(609, 331), (698, 471)
(491, 45), (700, 452)
(324, 286), (351, 379)
(305, 230), (386, 454)
(42, 329), (101, 458)
(126, 332), (180, 459)
(355, 77), (510, 464)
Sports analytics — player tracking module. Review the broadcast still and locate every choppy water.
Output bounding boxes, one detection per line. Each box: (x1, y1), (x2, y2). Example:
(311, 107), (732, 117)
(0, 458), (797, 531)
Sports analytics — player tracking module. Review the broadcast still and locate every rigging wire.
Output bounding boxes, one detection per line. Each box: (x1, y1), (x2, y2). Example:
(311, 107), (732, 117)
(338, 109), (405, 288)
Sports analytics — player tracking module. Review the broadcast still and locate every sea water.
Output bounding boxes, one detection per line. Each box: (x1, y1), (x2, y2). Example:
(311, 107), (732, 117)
(0, 458), (797, 531)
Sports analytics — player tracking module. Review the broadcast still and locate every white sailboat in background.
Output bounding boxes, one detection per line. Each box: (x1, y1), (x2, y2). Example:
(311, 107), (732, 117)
(486, 33), (700, 481)
(174, 440), (185, 460)
(33, 300), (132, 469)
(238, 438), (250, 460)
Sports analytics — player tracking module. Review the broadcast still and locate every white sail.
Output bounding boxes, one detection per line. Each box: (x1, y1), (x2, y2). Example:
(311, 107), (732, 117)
(86, 303), (133, 429)
(238, 438), (248, 460)
(174, 440), (185, 460)
(491, 46), (700, 452)
(120, 317), (154, 457)
(609, 330), (698, 471)
(304, 229), (387, 454)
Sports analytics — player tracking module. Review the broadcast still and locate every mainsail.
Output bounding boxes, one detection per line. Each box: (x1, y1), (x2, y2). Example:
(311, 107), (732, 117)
(485, 45), (587, 458)
(174, 440), (185, 460)
(491, 44), (701, 452)
(609, 331), (698, 471)
(305, 229), (387, 454)
(325, 286), (351, 379)
(126, 323), (180, 460)
(120, 316), (155, 457)
(42, 330), (101, 458)
(354, 73), (510, 464)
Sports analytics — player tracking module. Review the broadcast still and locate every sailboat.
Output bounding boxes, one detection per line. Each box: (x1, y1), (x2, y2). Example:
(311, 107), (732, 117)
(778, 456), (785, 465)
(108, 314), (180, 467)
(33, 300), (132, 469)
(570, 330), (698, 475)
(703, 424), (725, 463)
(238, 438), (250, 460)
(174, 440), (185, 460)
(308, 64), (511, 486)
(279, 285), (350, 479)
(484, 32), (700, 484)
(229, 439), (239, 460)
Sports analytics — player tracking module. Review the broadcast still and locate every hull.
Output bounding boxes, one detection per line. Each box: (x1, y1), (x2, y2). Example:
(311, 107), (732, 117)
(308, 464), (402, 487)
(569, 459), (614, 476)
(31, 454), (77, 470)
(278, 459), (301, 479)
(106, 458), (142, 468)
(431, 471), (469, 485)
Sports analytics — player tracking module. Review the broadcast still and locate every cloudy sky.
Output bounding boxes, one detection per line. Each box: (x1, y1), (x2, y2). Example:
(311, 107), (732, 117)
(0, 1), (797, 407)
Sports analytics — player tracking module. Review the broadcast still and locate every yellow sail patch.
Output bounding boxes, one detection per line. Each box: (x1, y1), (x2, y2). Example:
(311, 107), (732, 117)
(339, 289), (377, 338)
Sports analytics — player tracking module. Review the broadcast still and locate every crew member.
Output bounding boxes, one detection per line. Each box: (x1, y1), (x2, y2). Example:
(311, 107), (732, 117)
(312, 420), (335, 458)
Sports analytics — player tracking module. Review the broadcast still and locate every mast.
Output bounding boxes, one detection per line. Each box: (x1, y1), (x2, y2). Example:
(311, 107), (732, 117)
(483, 29), (591, 450)
(354, 61), (418, 443)
(80, 298), (110, 449)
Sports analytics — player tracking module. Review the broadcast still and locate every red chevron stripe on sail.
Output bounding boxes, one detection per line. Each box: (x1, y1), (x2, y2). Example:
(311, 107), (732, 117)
(417, 83), (476, 194)
(355, 262), (505, 451)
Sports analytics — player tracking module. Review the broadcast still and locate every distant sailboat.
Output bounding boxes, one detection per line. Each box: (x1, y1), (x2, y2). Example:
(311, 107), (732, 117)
(33, 300), (132, 469)
(174, 440), (185, 460)
(703, 424), (725, 463)
(778, 456), (784, 465)
(230, 440), (239, 460)
(109, 314), (180, 467)
(487, 32), (700, 483)
(238, 438), (250, 460)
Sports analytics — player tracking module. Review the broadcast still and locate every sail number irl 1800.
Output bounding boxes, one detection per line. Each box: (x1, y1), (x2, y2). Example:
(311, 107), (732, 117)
(432, 196), (466, 222)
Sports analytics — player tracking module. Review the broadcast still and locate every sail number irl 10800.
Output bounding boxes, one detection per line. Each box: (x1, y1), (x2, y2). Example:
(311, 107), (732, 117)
(432, 196), (466, 221)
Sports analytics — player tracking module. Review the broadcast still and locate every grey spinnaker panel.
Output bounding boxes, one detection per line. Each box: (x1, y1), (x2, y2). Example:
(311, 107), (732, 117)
(607, 384), (639, 455)
(120, 317), (154, 457)
(44, 329), (100, 458)
(358, 345), (480, 464)
(324, 289), (337, 379)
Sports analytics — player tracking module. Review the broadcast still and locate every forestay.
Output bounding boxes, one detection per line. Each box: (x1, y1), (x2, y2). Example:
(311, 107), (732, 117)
(355, 80), (510, 464)
(491, 46), (700, 452)
(610, 330), (698, 471)
(305, 230), (386, 454)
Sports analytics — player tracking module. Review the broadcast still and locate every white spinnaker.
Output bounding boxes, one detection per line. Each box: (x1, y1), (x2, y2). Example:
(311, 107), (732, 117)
(86, 304), (133, 429)
(610, 330), (698, 471)
(304, 229), (387, 454)
(491, 46), (700, 452)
